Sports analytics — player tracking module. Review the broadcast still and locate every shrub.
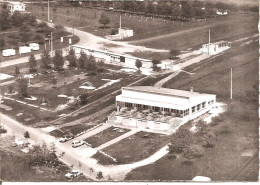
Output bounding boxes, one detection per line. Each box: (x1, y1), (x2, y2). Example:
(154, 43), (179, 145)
(79, 93), (88, 105)
(202, 133), (216, 148)
(169, 128), (193, 153)
(196, 119), (208, 134)
(212, 115), (224, 123)
(167, 154), (177, 160)
(0, 127), (7, 134)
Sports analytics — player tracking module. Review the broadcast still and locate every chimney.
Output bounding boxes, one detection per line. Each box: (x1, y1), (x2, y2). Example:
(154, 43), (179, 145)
(190, 87), (193, 93)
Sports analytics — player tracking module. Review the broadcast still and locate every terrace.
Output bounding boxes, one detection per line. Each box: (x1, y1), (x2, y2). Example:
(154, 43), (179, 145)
(111, 107), (184, 134)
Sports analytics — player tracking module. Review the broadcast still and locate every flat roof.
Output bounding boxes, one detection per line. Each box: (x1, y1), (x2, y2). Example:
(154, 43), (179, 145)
(123, 86), (215, 99)
(7, 1), (25, 5)
(71, 45), (151, 62)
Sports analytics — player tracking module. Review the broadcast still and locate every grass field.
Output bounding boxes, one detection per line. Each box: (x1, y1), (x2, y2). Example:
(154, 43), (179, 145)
(26, 4), (250, 42)
(131, 12), (258, 50)
(84, 127), (130, 148)
(93, 131), (170, 165)
(124, 38), (259, 181)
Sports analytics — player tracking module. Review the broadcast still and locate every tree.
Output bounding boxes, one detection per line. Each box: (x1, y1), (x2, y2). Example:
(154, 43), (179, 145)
(135, 60), (142, 70)
(53, 6), (57, 14)
(152, 59), (160, 71)
(85, 55), (96, 71)
(18, 78), (28, 97)
(29, 54), (37, 72)
(78, 51), (87, 69)
(169, 128), (193, 154)
(8, 85), (14, 94)
(202, 133), (216, 148)
(15, 67), (20, 75)
(66, 48), (77, 67)
(146, 2), (156, 14)
(52, 49), (64, 71)
(0, 4), (10, 30)
(181, 1), (194, 19)
(0, 39), (5, 50)
(24, 131), (30, 143)
(8, 35), (20, 48)
(96, 171), (103, 180)
(19, 25), (30, 32)
(169, 49), (180, 59)
(79, 93), (88, 105)
(96, 60), (105, 73)
(33, 34), (44, 44)
(99, 13), (110, 29)
(11, 11), (24, 27)
(41, 50), (51, 69)
(50, 142), (57, 153)
(20, 32), (31, 44)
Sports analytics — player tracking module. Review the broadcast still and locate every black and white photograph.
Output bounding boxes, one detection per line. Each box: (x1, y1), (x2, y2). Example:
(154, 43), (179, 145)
(0, 0), (259, 183)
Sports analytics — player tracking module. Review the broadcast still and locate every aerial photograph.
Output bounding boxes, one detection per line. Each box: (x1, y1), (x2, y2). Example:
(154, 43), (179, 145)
(0, 0), (259, 182)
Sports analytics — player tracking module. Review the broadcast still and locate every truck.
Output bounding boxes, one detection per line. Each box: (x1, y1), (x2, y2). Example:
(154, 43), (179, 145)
(2, 49), (16, 57)
(29, 43), (40, 51)
(19, 46), (31, 55)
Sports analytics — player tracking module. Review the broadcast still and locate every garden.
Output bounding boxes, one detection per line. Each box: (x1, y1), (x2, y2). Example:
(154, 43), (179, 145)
(93, 131), (170, 165)
(84, 127), (130, 148)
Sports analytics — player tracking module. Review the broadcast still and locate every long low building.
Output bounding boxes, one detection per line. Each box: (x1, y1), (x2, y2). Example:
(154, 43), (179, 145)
(113, 86), (216, 131)
(70, 45), (153, 69)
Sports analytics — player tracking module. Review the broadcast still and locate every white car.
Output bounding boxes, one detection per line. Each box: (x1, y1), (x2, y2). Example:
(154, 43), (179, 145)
(29, 43), (40, 51)
(72, 140), (85, 148)
(65, 170), (83, 179)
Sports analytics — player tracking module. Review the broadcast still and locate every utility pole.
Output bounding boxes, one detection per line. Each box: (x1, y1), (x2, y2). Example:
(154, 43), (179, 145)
(48, 0), (50, 22)
(230, 68), (232, 99)
(50, 32), (53, 56)
(208, 29), (210, 55)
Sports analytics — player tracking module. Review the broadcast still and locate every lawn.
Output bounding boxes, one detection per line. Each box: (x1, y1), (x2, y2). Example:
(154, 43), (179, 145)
(93, 131), (170, 165)
(124, 38), (259, 181)
(132, 12), (258, 50)
(26, 3), (249, 42)
(50, 123), (95, 138)
(84, 127), (130, 148)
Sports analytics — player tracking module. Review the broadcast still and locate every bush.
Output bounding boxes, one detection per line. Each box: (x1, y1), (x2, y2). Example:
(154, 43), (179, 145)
(111, 29), (118, 35)
(169, 128), (193, 154)
(0, 127), (7, 134)
(167, 154), (177, 160)
(212, 115), (224, 123)
(79, 93), (88, 105)
(202, 133), (216, 148)
(196, 119), (208, 134)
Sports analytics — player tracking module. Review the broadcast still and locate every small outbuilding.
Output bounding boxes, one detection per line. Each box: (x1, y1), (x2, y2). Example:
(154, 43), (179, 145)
(6, 1), (26, 14)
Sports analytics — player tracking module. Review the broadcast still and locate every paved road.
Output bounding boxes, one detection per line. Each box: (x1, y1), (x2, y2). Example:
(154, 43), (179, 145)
(1, 113), (169, 180)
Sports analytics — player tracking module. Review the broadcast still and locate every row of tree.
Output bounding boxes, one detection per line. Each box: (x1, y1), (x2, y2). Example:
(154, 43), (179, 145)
(80, 1), (237, 20)
(27, 48), (105, 73)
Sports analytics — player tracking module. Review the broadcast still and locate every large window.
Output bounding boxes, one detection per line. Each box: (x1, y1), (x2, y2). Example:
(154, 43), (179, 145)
(125, 102), (133, 108)
(192, 106), (196, 113)
(197, 104), (201, 111)
(184, 109), (189, 116)
(202, 102), (206, 109)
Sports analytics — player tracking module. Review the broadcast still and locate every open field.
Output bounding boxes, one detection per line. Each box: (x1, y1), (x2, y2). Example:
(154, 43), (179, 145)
(130, 12), (258, 50)
(26, 4), (250, 43)
(124, 39), (259, 181)
(84, 127), (130, 148)
(93, 131), (170, 165)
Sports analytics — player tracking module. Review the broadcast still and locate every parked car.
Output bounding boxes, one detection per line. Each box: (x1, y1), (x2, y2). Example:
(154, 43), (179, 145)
(29, 43), (40, 51)
(65, 170), (83, 179)
(72, 140), (85, 148)
(59, 136), (73, 143)
(2, 49), (15, 57)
